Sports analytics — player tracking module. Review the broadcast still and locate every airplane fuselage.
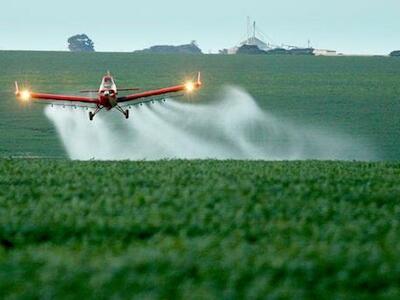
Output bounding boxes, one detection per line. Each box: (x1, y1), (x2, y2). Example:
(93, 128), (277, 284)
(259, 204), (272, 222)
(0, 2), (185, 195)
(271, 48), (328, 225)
(98, 91), (118, 109)
(98, 74), (118, 109)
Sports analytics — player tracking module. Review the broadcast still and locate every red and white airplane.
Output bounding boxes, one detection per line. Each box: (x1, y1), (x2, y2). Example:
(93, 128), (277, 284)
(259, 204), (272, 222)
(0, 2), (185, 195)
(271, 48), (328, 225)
(15, 72), (202, 120)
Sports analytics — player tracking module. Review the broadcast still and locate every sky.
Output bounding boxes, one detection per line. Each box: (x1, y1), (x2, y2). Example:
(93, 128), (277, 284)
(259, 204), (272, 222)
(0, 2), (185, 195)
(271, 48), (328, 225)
(1, 0), (399, 54)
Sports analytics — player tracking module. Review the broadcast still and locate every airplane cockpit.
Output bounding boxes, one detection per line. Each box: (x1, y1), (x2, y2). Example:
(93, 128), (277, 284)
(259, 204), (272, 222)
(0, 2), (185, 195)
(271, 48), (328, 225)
(100, 75), (117, 93)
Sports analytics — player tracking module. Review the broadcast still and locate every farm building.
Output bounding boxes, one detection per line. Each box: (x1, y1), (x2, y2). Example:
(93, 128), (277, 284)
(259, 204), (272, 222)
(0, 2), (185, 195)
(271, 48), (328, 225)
(238, 35), (269, 52)
(227, 19), (271, 54)
(222, 18), (337, 57)
(313, 49), (337, 56)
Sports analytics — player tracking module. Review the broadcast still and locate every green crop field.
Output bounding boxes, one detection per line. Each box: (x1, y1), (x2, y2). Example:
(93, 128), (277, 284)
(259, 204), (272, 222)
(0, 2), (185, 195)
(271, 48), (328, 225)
(1, 52), (400, 298)
(1, 159), (400, 299)
(0, 51), (399, 159)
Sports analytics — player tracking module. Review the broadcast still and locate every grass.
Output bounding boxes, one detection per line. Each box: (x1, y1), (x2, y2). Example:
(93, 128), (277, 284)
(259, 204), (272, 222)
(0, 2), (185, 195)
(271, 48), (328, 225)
(1, 51), (400, 298)
(1, 159), (400, 299)
(0, 51), (399, 159)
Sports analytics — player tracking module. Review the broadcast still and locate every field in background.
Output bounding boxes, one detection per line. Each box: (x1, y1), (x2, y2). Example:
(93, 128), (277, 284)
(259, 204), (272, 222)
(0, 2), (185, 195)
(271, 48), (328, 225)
(0, 51), (399, 159)
(0, 159), (400, 298)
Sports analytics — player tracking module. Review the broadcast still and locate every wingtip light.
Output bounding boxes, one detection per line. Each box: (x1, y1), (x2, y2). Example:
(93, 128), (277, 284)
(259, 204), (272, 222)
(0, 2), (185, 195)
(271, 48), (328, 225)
(185, 81), (195, 93)
(19, 90), (31, 102)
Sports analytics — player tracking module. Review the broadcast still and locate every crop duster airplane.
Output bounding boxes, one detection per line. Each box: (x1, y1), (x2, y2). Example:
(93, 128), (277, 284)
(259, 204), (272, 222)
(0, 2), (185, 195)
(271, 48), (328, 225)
(15, 72), (202, 120)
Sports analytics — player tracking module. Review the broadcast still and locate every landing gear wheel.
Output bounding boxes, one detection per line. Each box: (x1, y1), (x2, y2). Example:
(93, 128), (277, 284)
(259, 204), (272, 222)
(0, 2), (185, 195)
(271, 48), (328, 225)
(125, 109), (130, 119)
(89, 111), (94, 121)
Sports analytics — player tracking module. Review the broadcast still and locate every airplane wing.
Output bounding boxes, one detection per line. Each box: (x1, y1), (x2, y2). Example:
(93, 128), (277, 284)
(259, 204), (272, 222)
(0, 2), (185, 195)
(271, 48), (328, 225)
(15, 82), (99, 106)
(117, 72), (202, 104)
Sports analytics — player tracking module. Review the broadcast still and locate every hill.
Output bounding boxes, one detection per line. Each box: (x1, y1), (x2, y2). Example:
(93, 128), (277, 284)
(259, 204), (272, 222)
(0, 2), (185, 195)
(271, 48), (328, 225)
(265, 48), (315, 55)
(390, 50), (400, 57)
(134, 42), (202, 54)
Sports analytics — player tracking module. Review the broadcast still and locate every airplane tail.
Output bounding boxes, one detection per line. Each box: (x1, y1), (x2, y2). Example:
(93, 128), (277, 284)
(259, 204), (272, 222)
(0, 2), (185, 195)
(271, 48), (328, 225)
(197, 72), (202, 86)
(15, 81), (19, 95)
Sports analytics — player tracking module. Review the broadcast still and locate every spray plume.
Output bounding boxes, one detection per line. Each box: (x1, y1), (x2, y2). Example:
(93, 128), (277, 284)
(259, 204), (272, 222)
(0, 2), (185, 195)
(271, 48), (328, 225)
(45, 86), (374, 161)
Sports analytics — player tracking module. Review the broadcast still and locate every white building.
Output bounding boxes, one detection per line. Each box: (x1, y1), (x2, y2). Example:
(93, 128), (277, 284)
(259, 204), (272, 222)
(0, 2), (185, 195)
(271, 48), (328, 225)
(313, 49), (337, 56)
(228, 20), (271, 54)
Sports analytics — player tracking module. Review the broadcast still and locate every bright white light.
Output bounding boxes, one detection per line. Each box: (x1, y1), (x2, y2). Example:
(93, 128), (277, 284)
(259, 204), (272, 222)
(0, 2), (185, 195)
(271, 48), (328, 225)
(185, 82), (195, 92)
(20, 90), (31, 102)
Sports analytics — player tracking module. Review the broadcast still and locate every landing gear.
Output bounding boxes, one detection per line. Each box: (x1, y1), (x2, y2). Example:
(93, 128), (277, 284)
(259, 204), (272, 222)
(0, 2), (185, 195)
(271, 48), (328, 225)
(89, 106), (103, 121)
(88, 105), (130, 120)
(116, 104), (130, 120)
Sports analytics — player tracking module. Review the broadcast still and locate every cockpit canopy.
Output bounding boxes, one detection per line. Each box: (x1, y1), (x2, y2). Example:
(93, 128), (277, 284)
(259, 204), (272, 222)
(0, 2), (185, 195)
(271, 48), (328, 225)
(102, 76), (115, 89)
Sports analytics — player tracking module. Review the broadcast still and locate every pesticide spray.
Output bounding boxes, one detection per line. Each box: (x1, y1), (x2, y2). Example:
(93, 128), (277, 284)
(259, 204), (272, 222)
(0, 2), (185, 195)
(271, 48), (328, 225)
(45, 86), (374, 161)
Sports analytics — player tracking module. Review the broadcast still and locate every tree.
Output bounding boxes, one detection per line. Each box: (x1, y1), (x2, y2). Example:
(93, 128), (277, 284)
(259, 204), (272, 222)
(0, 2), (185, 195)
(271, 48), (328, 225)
(68, 34), (95, 52)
